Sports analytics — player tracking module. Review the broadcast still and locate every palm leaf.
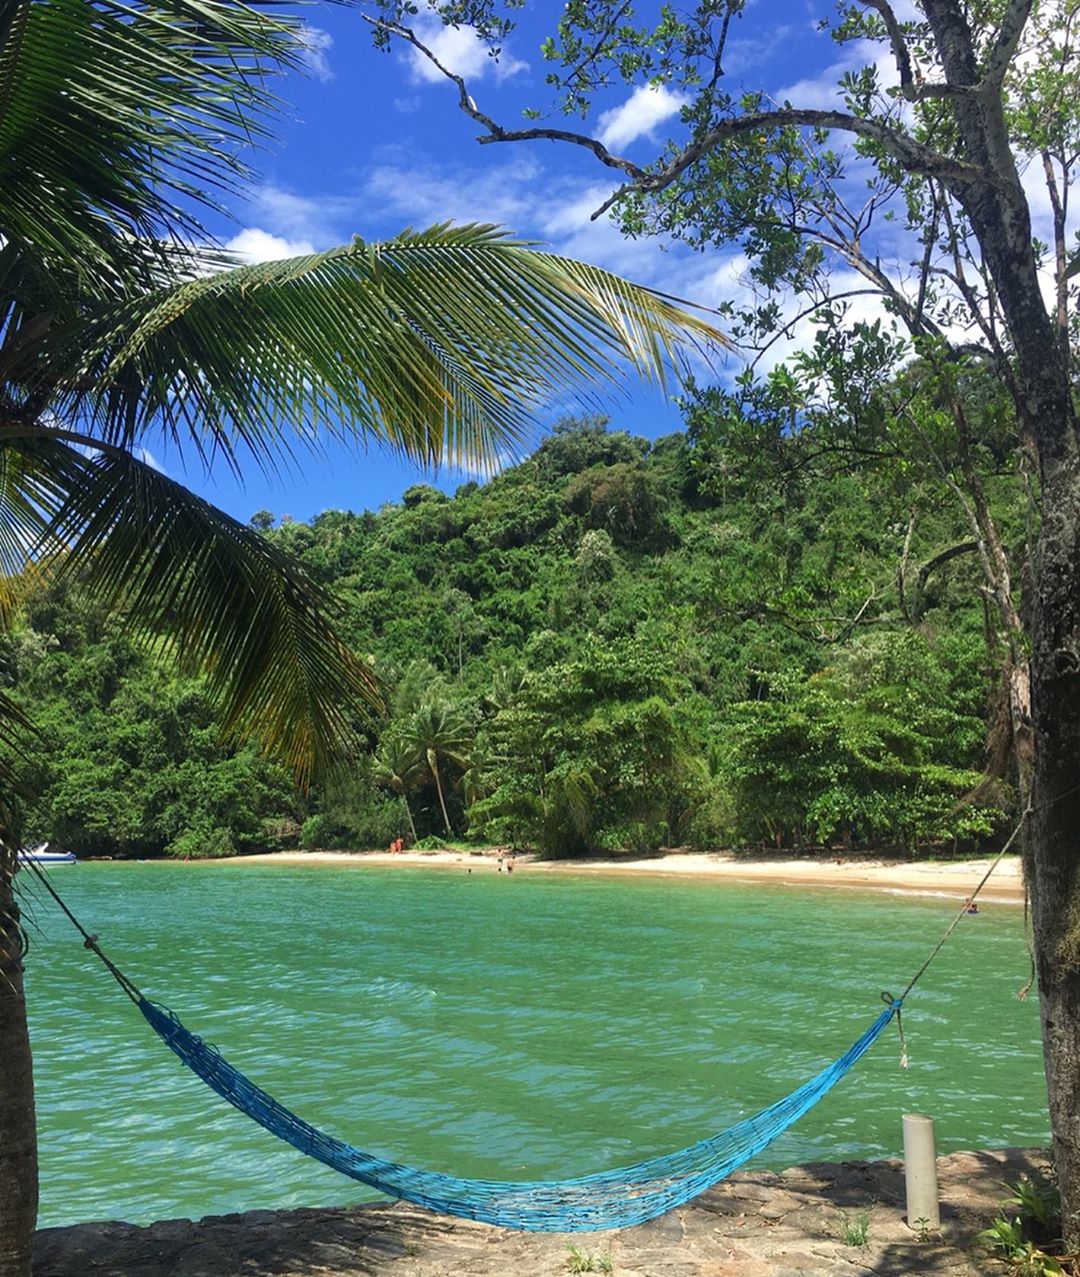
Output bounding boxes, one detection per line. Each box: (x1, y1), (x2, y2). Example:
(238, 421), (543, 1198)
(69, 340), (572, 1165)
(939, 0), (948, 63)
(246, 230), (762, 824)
(0, 685), (35, 796)
(0, 0), (301, 295)
(43, 225), (728, 472)
(0, 438), (71, 627)
(32, 436), (380, 784)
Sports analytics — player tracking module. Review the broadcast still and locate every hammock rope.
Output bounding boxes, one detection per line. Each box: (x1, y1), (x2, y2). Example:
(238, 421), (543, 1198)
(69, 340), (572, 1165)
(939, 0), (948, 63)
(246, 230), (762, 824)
(20, 828), (1019, 1233)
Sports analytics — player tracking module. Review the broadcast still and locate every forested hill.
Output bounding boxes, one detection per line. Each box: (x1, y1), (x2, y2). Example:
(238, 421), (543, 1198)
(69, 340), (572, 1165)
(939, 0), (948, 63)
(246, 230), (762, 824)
(8, 415), (1022, 859)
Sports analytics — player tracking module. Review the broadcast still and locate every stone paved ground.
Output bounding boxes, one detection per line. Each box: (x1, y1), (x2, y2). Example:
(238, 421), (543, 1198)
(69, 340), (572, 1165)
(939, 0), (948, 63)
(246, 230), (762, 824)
(33, 1147), (1045, 1277)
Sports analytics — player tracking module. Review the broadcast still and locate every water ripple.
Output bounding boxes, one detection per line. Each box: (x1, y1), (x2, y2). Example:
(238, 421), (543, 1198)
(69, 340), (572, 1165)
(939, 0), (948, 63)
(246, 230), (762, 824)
(25, 864), (1046, 1227)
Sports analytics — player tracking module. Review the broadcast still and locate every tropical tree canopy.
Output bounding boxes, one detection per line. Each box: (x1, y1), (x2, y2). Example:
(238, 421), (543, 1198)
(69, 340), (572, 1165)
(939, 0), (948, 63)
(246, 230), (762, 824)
(0, 0), (724, 789)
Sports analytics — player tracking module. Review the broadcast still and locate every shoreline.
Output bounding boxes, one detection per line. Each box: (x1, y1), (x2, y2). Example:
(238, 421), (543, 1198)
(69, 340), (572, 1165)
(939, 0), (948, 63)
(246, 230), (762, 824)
(208, 847), (1024, 904)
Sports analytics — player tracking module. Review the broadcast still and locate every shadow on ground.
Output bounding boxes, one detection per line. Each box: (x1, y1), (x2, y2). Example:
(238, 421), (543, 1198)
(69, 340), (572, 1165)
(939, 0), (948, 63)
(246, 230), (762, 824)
(33, 1147), (1043, 1276)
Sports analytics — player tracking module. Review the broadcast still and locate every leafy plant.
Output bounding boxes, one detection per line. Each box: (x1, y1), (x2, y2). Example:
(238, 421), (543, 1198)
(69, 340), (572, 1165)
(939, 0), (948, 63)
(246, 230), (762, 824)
(1009, 1172), (1063, 1232)
(977, 1217), (1064, 1276)
(977, 1173), (1071, 1276)
(566, 1244), (612, 1273)
(839, 1212), (870, 1247)
(912, 1215), (937, 1244)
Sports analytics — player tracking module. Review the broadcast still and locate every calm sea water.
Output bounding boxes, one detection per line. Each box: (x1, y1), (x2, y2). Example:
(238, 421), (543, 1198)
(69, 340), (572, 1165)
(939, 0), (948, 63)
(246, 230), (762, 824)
(21, 862), (1046, 1228)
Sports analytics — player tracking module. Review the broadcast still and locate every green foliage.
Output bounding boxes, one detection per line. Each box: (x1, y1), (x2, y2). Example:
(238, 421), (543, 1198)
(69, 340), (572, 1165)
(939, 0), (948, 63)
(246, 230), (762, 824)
(721, 631), (1001, 851)
(167, 824), (235, 861)
(300, 763), (403, 851)
(9, 415), (1019, 858)
(839, 1212), (870, 1247)
(413, 834), (450, 851)
(7, 599), (302, 857)
(470, 636), (718, 856)
(565, 1243), (612, 1273)
(977, 1172), (1069, 1276)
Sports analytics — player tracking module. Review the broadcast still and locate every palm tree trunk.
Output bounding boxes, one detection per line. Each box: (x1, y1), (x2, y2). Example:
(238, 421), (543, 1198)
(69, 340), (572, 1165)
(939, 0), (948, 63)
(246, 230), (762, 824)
(399, 792), (418, 843)
(429, 755), (453, 836)
(0, 856), (38, 1277)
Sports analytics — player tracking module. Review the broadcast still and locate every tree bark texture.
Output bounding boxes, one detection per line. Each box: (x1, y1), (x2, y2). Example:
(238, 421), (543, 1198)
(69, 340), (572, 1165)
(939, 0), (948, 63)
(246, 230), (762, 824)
(1029, 452), (1080, 1250)
(914, 5), (1080, 1245)
(0, 860), (38, 1277)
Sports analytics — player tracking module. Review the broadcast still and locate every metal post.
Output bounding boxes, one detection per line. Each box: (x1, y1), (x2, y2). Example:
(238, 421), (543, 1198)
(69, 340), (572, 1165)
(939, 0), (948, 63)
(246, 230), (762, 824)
(902, 1112), (940, 1229)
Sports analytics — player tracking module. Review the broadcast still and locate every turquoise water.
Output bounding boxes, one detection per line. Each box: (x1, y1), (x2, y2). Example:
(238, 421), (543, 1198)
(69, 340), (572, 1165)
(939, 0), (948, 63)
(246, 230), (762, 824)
(21, 863), (1046, 1228)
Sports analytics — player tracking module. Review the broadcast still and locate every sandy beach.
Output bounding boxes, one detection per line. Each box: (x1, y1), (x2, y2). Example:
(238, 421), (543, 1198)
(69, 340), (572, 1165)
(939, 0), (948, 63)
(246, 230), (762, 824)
(213, 847), (1024, 903)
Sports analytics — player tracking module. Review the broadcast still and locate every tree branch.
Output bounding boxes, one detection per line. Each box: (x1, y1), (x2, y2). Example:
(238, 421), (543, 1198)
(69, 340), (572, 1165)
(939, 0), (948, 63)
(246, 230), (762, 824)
(550, 0), (634, 95)
(362, 14), (990, 220)
(915, 540), (978, 597)
(358, 13), (647, 184)
(858, 0), (914, 92)
(611, 105), (995, 221)
(898, 506), (917, 622)
(985, 0), (1032, 84)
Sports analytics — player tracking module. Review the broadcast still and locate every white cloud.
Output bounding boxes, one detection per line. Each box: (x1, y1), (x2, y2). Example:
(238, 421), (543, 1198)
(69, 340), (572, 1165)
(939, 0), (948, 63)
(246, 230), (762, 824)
(298, 25), (333, 82)
(225, 227), (316, 263)
(441, 447), (521, 481)
(239, 185), (358, 248)
(776, 40), (899, 110)
(254, 187), (333, 241)
(597, 84), (687, 151)
(365, 153), (542, 229)
(408, 16), (527, 86)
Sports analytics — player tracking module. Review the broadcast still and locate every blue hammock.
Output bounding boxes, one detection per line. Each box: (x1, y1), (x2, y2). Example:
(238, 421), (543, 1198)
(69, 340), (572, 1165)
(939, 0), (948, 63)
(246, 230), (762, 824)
(138, 995), (898, 1232)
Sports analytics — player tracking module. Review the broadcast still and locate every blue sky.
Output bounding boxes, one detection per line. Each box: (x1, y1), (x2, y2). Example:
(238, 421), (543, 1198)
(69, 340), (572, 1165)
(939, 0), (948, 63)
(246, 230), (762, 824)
(168, 2), (892, 525)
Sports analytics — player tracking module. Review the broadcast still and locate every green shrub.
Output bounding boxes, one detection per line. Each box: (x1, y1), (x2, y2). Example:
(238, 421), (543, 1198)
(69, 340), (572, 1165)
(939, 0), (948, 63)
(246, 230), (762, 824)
(300, 813), (348, 850)
(166, 824), (235, 860)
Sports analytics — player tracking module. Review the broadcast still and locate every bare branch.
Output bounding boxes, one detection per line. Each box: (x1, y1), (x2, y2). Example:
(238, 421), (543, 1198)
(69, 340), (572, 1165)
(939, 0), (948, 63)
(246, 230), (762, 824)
(858, 0), (915, 92)
(705, 3), (739, 93)
(937, 190), (1025, 415)
(363, 13), (990, 221)
(985, 0), (1033, 84)
(859, 0), (984, 101)
(603, 107), (990, 222)
(898, 506), (917, 621)
(747, 289), (885, 371)
(359, 13), (647, 184)
(915, 540), (979, 596)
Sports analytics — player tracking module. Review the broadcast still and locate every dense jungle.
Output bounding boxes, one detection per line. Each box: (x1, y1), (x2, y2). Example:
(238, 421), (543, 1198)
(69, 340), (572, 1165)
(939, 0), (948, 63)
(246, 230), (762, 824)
(5, 384), (1027, 860)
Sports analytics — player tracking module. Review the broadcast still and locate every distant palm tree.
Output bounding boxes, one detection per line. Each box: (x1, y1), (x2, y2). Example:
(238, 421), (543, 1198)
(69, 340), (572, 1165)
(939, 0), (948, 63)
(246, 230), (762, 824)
(372, 733), (424, 843)
(404, 697), (474, 836)
(0, 1), (723, 1271)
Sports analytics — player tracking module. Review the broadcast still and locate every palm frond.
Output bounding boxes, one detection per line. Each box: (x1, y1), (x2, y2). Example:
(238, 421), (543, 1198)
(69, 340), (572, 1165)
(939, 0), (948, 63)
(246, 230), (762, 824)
(34, 436), (380, 784)
(0, 0), (301, 294)
(0, 438), (70, 626)
(0, 684), (35, 796)
(49, 225), (728, 472)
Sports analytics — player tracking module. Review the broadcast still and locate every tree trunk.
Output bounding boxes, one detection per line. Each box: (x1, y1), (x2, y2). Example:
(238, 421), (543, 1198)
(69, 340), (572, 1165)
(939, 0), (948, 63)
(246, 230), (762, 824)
(430, 755), (453, 837)
(399, 791), (418, 843)
(0, 856), (38, 1277)
(914, 9), (1080, 1239)
(1028, 450), (1080, 1250)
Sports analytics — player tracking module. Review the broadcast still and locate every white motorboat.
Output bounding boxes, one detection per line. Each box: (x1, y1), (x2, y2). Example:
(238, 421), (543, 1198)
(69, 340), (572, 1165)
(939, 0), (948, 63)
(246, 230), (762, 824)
(17, 844), (77, 865)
